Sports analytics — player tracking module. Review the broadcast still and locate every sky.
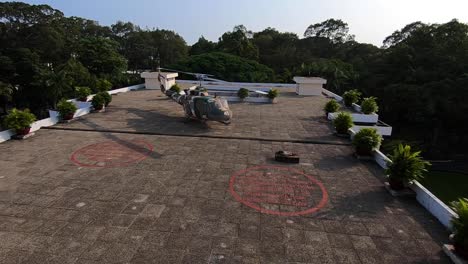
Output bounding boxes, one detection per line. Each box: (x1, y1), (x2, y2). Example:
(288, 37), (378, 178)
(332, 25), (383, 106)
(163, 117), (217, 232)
(13, 0), (468, 46)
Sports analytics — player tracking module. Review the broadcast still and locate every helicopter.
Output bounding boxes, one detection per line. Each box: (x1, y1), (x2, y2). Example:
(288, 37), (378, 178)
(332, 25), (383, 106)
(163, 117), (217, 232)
(157, 67), (233, 124)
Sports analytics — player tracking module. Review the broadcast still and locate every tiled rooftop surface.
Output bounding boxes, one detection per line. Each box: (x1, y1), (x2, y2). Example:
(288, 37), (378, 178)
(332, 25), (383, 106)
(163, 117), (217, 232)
(52, 89), (346, 144)
(0, 89), (450, 263)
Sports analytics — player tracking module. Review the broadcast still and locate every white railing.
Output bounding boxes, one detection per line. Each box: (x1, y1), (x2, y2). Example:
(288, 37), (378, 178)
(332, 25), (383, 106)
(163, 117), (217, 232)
(177, 79), (296, 92)
(321, 88), (343, 101)
(0, 84), (145, 143)
(349, 123), (455, 229)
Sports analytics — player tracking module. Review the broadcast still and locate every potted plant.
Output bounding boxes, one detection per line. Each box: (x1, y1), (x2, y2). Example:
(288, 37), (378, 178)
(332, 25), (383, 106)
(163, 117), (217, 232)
(76, 87), (92, 102)
(352, 128), (382, 156)
(324, 99), (340, 117)
(333, 112), (353, 135)
(267, 89), (279, 103)
(237, 88), (249, 101)
(385, 144), (431, 190)
(450, 198), (468, 259)
(342, 89), (361, 107)
(4, 108), (36, 135)
(96, 79), (112, 92)
(98, 92), (112, 107)
(361, 97), (379, 114)
(91, 93), (106, 111)
(57, 99), (77, 121)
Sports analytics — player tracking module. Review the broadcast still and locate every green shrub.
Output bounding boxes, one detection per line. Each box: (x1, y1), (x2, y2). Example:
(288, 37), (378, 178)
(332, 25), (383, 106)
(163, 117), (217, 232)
(237, 88), (249, 99)
(267, 89), (279, 99)
(76, 87), (92, 101)
(385, 144), (431, 184)
(169, 84), (181, 93)
(4, 108), (36, 131)
(324, 99), (340, 113)
(342, 89), (361, 107)
(333, 112), (353, 134)
(451, 198), (468, 255)
(352, 128), (382, 154)
(57, 99), (77, 118)
(98, 92), (112, 106)
(96, 79), (112, 92)
(361, 97), (379, 114)
(91, 94), (106, 110)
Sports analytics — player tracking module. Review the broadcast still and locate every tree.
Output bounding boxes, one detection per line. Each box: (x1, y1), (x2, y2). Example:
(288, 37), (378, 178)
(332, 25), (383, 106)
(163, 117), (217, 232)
(218, 25), (259, 60)
(171, 52), (274, 82)
(76, 37), (127, 78)
(253, 28), (299, 72)
(0, 81), (13, 114)
(304, 19), (354, 43)
(190, 36), (216, 55)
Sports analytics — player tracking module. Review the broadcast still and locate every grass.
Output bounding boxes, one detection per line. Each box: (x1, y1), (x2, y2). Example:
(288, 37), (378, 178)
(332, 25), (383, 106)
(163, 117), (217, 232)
(420, 171), (468, 205)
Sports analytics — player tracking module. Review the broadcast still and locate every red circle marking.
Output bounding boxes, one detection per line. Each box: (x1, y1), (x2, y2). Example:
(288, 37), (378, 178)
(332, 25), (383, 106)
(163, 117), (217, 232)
(70, 140), (153, 168)
(229, 165), (328, 216)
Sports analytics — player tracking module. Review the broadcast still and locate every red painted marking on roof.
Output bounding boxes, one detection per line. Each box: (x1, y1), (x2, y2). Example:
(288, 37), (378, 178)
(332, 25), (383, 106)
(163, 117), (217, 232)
(229, 165), (328, 216)
(70, 139), (153, 168)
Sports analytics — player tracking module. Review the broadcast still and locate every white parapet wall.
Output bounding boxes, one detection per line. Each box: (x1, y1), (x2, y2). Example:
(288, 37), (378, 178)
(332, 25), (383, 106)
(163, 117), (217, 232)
(0, 83), (145, 144)
(322, 89), (343, 101)
(350, 129), (457, 230)
(219, 96), (271, 103)
(372, 145), (457, 230)
(177, 79), (297, 92)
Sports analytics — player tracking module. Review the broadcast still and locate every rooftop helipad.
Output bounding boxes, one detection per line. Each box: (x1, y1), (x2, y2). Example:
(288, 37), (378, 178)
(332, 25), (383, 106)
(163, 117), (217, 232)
(0, 89), (450, 263)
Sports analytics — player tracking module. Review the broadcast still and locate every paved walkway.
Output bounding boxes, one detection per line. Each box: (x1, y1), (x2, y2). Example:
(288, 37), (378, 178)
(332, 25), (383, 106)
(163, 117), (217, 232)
(0, 89), (450, 263)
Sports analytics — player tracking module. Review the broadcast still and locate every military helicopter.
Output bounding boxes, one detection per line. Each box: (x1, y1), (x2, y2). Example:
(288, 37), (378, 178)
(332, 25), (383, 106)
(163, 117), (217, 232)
(157, 67), (232, 124)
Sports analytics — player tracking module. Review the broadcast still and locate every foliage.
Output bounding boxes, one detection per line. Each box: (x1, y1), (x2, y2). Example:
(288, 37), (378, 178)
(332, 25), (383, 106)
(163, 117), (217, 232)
(76, 37), (127, 78)
(56, 99), (77, 117)
(342, 89), (361, 107)
(352, 128), (382, 150)
(267, 89), (279, 99)
(218, 25), (258, 60)
(98, 92), (112, 106)
(333, 112), (353, 134)
(237, 88), (249, 99)
(171, 52), (274, 83)
(190, 36), (216, 56)
(360, 97), (379, 114)
(0, 81), (13, 113)
(91, 93), (105, 109)
(169, 84), (181, 93)
(304, 19), (354, 43)
(4, 108), (36, 130)
(296, 59), (358, 94)
(324, 99), (340, 113)
(75, 87), (91, 100)
(385, 144), (431, 184)
(96, 79), (112, 92)
(451, 198), (468, 253)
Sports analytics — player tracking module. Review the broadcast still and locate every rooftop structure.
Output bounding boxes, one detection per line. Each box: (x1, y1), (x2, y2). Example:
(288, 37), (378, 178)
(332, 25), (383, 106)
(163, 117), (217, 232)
(0, 81), (451, 263)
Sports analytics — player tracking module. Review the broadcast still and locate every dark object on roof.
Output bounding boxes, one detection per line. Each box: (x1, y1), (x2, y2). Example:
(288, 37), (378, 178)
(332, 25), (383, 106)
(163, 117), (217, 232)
(275, 151), (300, 163)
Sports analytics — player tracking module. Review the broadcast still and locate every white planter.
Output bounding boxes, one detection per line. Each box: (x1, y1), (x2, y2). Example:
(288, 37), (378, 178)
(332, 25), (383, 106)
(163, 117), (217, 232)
(352, 124), (392, 136)
(328, 112), (379, 124)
